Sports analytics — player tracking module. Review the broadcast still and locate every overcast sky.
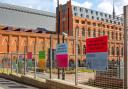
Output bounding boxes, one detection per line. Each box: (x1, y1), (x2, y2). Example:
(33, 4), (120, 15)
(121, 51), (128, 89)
(0, 0), (127, 15)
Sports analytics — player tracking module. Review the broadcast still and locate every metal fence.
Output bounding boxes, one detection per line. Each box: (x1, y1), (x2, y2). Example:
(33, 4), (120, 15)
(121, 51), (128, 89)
(0, 52), (124, 89)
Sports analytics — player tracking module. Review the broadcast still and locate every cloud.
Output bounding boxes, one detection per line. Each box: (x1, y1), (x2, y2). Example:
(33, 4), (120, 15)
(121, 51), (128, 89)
(0, 0), (53, 12)
(97, 0), (128, 15)
(72, 1), (92, 9)
(53, 0), (93, 12)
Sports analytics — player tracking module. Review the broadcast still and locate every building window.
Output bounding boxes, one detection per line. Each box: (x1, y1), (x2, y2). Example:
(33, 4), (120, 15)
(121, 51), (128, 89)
(100, 13), (103, 16)
(121, 47), (123, 56)
(83, 45), (86, 54)
(112, 47), (115, 55)
(91, 10), (93, 14)
(103, 30), (105, 35)
(87, 22), (91, 25)
(81, 14), (83, 17)
(116, 33), (118, 40)
(82, 28), (85, 36)
(98, 30), (100, 36)
(78, 44), (80, 54)
(108, 31), (110, 39)
(120, 33), (122, 40)
(118, 22), (120, 25)
(101, 18), (104, 21)
(74, 7), (77, 11)
(93, 29), (96, 37)
(75, 20), (79, 23)
(96, 11), (98, 15)
(81, 21), (85, 24)
(86, 15), (89, 18)
(92, 16), (94, 19)
(85, 9), (88, 13)
(110, 20), (112, 23)
(109, 15), (111, 18)
(112, 32), (114, 39)
(105, 14), (107, 17)
(116, 47), (119, 56)
(93, 23), (96, 26)
(106, 19), (108, 22)
(97, 17), (99, 20)
(107, 25), (109, 28)
(80, 8), (83, 12)
(74, 13), (78, 16)
(88, 29), (91, 37)
(98, 24), (101, 27)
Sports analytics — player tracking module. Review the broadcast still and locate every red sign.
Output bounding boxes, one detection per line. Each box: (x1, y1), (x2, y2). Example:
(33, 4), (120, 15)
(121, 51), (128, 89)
(86, 36), (108, 53)
(56, 54), (68, 68)
(27, 52), (32, 59)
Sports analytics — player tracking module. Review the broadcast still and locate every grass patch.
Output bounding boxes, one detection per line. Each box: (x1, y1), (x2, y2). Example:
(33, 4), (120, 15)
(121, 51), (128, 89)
(78, 69), (94, 73)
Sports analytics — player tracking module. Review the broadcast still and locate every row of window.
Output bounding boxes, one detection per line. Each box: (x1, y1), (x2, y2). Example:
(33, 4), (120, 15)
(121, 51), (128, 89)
(73, 6), (121, 20)
(77, 44), (123, 56)
(74, 15), (123, 25)
(110, 47), (123, 56)
(75, 20), (123, 29)
(76, 28), (122, 40)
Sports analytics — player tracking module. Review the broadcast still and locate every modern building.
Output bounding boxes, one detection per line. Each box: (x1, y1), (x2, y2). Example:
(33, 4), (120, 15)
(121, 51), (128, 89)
(57, 0), (124, 61)
(0, 2), (56, 31)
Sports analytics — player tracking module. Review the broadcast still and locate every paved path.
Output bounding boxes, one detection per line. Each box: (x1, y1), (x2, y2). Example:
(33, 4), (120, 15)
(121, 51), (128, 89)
(0, 78), (38, 89)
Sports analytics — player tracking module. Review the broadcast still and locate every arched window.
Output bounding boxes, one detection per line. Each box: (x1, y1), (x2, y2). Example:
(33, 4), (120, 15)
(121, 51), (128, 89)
(76, 27), (79, 36)
(93, 29), (96, 37)
(88, 29), (91, 37)
(121, 47), (123, 56)
(78, 44), (80, 54)
(83, 45), (86, 54)
(116, 47), (119, 56)
(103, 30), (105, 35)
(108, 31), (110, 38)
(112, 47), (115, 55)
(120, 33), (122, 40)
(82, 28), (85, 36)
(98, 30), (100, 36)
(112, 32), (114, 39)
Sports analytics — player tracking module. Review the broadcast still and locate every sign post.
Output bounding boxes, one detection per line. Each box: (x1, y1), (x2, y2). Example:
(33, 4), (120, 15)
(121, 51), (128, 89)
(56, 43), (68, 68)
(86, 36), (108, 71)
(38, 51), (46, 71)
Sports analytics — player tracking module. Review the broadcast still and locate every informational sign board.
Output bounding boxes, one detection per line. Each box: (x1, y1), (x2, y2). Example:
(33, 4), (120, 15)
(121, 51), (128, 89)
(39, 51), (45, 60)
(56, 43), (68, 68)
(86, 36), (108, 71)
(27, 52), (32, 59)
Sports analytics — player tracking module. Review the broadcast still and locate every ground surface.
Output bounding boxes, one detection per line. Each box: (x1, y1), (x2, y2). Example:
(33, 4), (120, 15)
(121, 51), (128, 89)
(0, 78), (38, 89)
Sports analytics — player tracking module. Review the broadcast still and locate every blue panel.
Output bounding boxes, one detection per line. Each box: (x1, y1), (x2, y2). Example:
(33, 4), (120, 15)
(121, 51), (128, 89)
(86, 52), (108, 71)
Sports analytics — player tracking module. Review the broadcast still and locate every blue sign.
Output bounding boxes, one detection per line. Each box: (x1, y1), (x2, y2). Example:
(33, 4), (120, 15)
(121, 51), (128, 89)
(86, 52), (108, 71)
(56, 43), (68, 55)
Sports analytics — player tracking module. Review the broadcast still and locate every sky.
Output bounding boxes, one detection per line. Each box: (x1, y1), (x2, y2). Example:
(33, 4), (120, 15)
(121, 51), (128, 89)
(0, 0), (128, 15)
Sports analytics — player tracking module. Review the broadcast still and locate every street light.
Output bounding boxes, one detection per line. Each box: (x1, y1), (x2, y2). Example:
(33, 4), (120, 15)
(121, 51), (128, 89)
(62, 32), (68, 80)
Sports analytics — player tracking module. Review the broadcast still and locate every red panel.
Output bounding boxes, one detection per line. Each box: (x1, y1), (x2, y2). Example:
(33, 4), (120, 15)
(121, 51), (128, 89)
(86, 36), (108, 53)
(56, 54), (68, 68)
